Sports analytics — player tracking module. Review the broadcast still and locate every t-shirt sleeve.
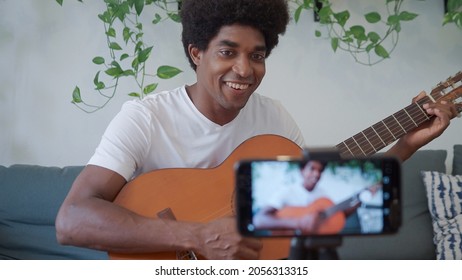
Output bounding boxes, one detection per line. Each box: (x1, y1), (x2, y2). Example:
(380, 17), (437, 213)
(88, 100), (152, 181)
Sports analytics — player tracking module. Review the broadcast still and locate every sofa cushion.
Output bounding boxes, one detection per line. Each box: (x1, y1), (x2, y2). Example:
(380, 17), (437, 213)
(338, 149), (446, 259)
(421, 171), (462, 260)
(0, 164), (107, 259)
(453, 145), (462, 175)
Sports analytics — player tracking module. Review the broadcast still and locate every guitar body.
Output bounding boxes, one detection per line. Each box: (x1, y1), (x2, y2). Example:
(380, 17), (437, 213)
(109, 134), (303, 260)
(276, 198), (346, 235)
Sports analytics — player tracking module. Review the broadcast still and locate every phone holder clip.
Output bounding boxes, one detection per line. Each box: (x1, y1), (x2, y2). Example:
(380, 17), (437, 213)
(287, 147), (343, 260)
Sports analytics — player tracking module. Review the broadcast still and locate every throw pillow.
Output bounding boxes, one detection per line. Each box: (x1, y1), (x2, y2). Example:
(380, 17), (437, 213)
(421, 171), (462, 260)
(453, 145), (462, 175)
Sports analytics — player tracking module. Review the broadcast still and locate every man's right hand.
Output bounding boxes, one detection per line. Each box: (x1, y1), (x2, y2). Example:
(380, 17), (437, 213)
(196, 217), (262, 259)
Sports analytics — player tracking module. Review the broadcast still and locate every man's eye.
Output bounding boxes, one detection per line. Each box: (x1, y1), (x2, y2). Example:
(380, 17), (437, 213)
(220, 50), (234, 56)
(252, 53), (266, 61)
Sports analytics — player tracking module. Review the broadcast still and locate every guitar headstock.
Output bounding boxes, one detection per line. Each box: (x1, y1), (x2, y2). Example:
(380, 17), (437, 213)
(430, 71), (462, 114)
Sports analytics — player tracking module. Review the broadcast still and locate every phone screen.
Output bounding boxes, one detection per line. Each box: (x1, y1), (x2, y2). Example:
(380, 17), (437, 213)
(236, 157), (401, 237)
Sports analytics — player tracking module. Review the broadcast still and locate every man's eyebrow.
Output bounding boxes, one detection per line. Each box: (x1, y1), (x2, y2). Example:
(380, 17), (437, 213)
(218, 40), (267, 52)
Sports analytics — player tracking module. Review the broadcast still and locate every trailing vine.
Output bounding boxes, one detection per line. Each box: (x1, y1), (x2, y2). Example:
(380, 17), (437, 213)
(56, 0), (462, 112)
(59, 0), (183, 113)
(290, 0), (419, 66)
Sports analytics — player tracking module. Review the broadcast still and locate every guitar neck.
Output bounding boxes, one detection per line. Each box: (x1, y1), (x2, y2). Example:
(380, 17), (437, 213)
(336, 95), (434, 158)
(336, 71), (462, 158)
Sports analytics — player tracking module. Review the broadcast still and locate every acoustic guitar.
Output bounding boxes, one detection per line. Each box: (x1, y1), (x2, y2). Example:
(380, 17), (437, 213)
(109, 72), (462, 260)
(275, 183), (382, 235)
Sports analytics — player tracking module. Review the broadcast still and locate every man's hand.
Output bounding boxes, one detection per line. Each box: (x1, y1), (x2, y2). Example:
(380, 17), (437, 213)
(196, 217), (262, 260)
(387, 91), (458, 161)
(297, 212), (325, 234)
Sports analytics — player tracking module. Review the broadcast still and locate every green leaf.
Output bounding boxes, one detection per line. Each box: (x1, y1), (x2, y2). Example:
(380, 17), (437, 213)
(350, 25), (366, 39)
(56, 0), (63, 6)
(123, 27), (131, 43)
(157, 65), (182, 79)
(113, 1), (130, 22)
(95, 82), (105, 90)
(318, 6), (333, 24)
(138, 46), (153, 63)
(367, 32), (381, 43)
(132, 57), (139, 70)
(120, 53), (129, 61)
(374, 44), (390, 58)
(135, 32), (144, 40)
(92, 56), (105, 65)
(135, 41), (143, 53)
(122, 70), (135, 76)
(399, 11), (418, 21)
(109, 42), (122, 50)
(72, 86), (82, 103)
(111, 61), (121, 68)
(294, 5), (304, 23)
(365, 43), (375, 53)
(331, 37), (339, 52)
(143, 83), (158, 95)
(98, 11), (112, 24)
(93, 71), (101, 86)
(447, 0), (462, 11)
(152, 13), (162, 25)
(365, 12), (381, 23)
(105, 67), (123, 77)
(315, 30), (322, 37)
(128, 92), (141, 98)
(167, 12), (181, 23)
(106, 27), (116, 38)
(387, 15), (400, 26)
(333, 10), (350, 27)
(134, 0), (144, 16)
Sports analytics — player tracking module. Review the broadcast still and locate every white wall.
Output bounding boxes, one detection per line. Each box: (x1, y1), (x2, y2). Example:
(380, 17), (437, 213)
(1, 0), (461, 171)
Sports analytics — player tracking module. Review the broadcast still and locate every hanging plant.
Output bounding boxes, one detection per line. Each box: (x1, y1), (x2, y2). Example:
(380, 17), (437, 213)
(290, 0), (419, 66)
(59, 0), (182, 113)
(56, 0), (460, 112)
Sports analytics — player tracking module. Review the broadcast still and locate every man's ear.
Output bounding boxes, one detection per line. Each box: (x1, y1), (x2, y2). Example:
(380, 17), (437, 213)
(188, 44), (202, 66)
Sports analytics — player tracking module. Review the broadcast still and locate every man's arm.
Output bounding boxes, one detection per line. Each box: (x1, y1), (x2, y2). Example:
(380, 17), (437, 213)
(385, 92), (458, 161)
(55, 165), (261, 259)
(253, 206), (322, 234)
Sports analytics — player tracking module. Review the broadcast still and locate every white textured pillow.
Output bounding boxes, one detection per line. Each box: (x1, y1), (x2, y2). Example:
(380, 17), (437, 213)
(421, 171), (462, 260)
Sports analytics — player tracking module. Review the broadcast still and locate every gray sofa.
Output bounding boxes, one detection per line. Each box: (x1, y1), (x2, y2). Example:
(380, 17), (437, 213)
(1, 146), (461, 259)
(0, 165), (107, 259)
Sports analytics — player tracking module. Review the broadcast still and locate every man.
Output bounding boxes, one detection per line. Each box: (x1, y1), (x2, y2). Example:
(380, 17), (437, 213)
(253, 160), (328, 234)
(56, 0), (457, 260)
(253, 160), (378, 235)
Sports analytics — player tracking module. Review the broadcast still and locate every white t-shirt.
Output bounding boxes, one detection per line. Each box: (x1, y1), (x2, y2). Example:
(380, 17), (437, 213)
(88, 86), (305, 181)
(264, 183), (328, 210)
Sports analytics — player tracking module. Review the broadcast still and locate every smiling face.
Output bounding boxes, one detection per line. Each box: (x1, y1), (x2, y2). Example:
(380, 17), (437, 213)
(187, 24), (267, 125)
(301, 161), (324, 192)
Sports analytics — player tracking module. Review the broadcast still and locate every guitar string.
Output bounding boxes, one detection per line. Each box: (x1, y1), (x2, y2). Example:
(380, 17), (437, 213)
(197, 207), (233, 223)
(340, 102), (426, 153)
(349, 79), (462, 155)
(338, 83), (462, 156)
(337, 99), (432, 157)
(341, 87), (461, 156)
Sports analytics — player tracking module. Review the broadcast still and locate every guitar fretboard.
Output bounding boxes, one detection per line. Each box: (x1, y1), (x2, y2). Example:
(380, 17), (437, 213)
(336, 71), (462, 157)
(336, 97), (432, 157)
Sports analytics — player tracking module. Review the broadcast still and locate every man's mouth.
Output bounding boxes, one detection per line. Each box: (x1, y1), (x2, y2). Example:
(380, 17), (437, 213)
(225, 82), (250, 90)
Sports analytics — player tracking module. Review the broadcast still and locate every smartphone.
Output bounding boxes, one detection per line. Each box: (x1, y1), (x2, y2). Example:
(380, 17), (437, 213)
(235, 156), (401, 237)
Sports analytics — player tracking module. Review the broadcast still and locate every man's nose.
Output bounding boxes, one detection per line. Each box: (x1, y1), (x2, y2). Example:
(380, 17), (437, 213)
(232, 56), (253, 78)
